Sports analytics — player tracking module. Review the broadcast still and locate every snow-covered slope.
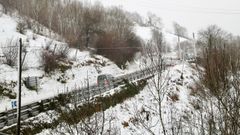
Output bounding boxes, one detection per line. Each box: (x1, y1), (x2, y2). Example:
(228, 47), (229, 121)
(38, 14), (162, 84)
(0, 2), (207, 134)
(0, 12), (125, 112)
(102, 63), (199, 134)
(36, 60), (200, 135)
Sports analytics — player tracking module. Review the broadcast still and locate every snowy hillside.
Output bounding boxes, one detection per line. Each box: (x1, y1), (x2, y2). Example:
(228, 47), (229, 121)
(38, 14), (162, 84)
(35, 61), (201, 135)
(1, 0), (239, 135)
(98, 63), (201, 134)
(0, 12), (125, 112)
(0, 0), (188, 121)
(95, 63), (199, 134)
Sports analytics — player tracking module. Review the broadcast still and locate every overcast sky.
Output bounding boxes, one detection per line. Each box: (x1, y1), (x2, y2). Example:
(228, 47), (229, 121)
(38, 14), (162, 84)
(89, 0), (240, 36)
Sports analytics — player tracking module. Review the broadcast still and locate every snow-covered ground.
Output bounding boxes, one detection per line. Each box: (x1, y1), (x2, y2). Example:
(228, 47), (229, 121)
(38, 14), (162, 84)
(0, 2), (187, 113)
(0, 12), (125, 112)
(101, 62), (198, 134)
(0, 2), (198, 134)
(35, 61), (200, 135)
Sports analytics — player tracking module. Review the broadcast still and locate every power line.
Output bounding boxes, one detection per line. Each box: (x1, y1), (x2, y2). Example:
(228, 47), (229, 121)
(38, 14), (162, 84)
(138, 4), (240, 15)
(137, 0), (240, 12)
(165, 30), (193, 41)
(129, 0), (240, 15)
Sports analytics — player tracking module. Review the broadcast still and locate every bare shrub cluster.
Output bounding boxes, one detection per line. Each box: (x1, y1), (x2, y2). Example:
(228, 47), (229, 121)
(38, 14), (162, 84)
(1, 39), (18, 66)
(40, 42), (70, 73)
(41, 50), (58, 73)
(16, 20), (27, 34)
(197, 25), (240, 135)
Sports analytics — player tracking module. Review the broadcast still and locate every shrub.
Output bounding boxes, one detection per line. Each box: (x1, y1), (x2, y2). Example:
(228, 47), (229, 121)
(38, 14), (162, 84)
(55, 45), (70, 59)
(40, 50), (58, 73)
(58, 63), (71, 73)
(16, 20), (27, 34)
(56, 94), (71, 106)
(40, 42), (70, 73)
(0, 85), (16, 99)
(122, 121), (129, 128)
(1, 39), (18, 67)
(169, 93), (179, 102)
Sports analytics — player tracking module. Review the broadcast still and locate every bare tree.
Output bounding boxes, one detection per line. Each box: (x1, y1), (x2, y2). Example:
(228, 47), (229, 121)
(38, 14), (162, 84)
(103, 7), (133, 41)
(147, 12), (162, 30)
(135, 28), (169, 135)
(55, 45), (70, 59)
(82, 2), (104, 48)
(197, 25), (240, 135)
(126, 11), (144, 26)
(1, 39), (18, 66)
(0, 0), (11, 13)
(96, 7), (141, 68)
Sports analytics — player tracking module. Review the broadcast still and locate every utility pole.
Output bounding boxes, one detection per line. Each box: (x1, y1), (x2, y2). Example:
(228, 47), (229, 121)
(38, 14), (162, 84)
(179, 35), (184, 80)
(87, 70), (89, 95)
(193, 33), (197, 60)
(17, 38), (22, 135)
(177, 35), (181, 60)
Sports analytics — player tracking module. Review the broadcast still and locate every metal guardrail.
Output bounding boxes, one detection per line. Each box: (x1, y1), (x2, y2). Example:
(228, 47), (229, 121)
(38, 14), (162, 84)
(0, 66), (158, 130)
(0, 132), (9, 135)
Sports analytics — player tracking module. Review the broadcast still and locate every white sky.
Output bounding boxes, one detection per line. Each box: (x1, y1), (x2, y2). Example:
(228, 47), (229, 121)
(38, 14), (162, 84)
(88, 0), (240, 36)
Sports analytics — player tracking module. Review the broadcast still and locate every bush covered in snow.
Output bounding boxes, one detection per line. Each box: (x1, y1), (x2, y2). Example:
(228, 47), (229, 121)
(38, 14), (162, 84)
(0, 85), (16, 99)
(40, 42), (70, 74)
(16, 20), (27, 34)
(1, 39), (18, 67)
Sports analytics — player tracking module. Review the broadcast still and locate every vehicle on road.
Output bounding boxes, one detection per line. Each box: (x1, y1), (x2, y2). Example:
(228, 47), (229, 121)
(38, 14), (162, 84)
(97, 74), (114, 89)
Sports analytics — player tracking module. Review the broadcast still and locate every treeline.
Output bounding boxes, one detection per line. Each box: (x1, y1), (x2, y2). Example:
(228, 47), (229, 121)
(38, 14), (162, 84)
(0, 0), (142, 67)
(197, 25), (240, 135)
